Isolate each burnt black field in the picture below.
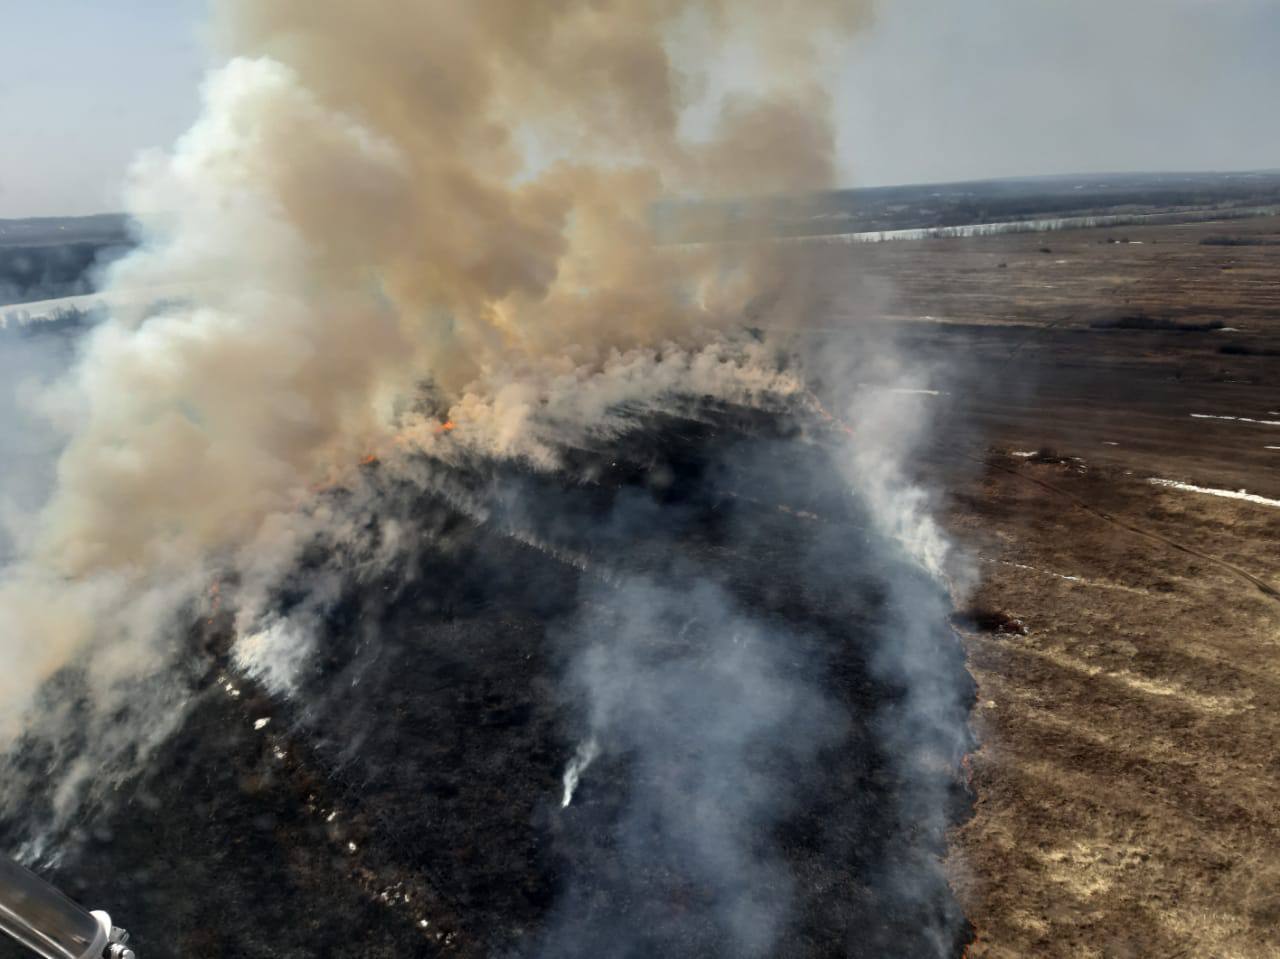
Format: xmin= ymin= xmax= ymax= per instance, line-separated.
xmin=0 ymin=405 xmax=974 ymax=958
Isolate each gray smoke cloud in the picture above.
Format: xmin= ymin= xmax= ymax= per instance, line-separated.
xmin=545 ymin=578 xmax=848 ymax=957
xmin=0 ymin=0 xmax=867 ymax=814
xmin=0 ymin=320 xmax=80 ymax=564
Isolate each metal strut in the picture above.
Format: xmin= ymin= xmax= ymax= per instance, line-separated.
xmin=0 ymin=856 xmax=135 ymax=959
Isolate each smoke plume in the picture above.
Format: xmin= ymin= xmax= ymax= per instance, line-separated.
xmin=0 ymin=0 xmax=867 ymax=797
xmin=0 ymin=7 xmax=973 ymax=955
xmin=545 ymin=577 xmax=848 ymax=957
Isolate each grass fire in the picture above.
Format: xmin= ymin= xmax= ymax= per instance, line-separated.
xmin=3 ymin=2 xmax=1279 ymax=958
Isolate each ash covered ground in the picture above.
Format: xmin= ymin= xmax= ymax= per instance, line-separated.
xmin=1 ymin=402 xmax=973 ymax=959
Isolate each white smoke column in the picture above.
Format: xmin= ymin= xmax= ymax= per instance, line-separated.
xmin=232 ymin=616 xmax=316 ymax=698
xmin=839 ymin=386 xmax=954 ymax=580
xmin=560 ymin=737 xmax=600 ymax=809
xmin=547 ymin=579 xmax=849 ymax=957
xmin=0 ymin=0 xmax=870 ymax=832
xmin=805 ymin=314 xmax=966 ymax=587
xmin=803 ymin=331 xmax=976 ymax=953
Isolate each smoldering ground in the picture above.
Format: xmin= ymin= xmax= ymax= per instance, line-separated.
xmin=0 ymin=395 xmax=973 ymax=958
xmin=0 ymin=273 xmax=979 ymax=959
xmin=531 ymin=415 xmax=973 ymax=958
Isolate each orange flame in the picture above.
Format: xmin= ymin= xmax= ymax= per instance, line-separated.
xmin=206 ymin=579 xmax=223 ymax=626
xmin=803 ymin=390 xmax=855 ymax=438
xmin=315 ymin=420 xmax=459 ymax=495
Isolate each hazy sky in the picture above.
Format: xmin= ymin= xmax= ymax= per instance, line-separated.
xmin=2 ymin=0 xmax=1277 ymax=217
xmin=1 ymin=0 xmax=208 ymax=218
xmin=838 ymin=0 xmax=1280 ymax=186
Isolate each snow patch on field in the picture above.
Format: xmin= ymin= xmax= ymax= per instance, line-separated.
xmin=1149 ymin=478 xmax=1280 ymax=509
xmin=857 ymin=384 xmax=946 ymax=397
xmin=1001 ymin=560 xmax=1082 ymax=583
xmin=1190 ymin=413 xmax=1280 ymax=426
xmin=988 ymin=558 xmax=1149 ymax=595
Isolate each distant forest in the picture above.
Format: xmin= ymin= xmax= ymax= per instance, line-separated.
xmin=0 ymin=242 xmax=134 ymax=306
xmin=0 ymin=214 xmax=132 ymax=307
xmin=658 ymin=170 xmax=1280 ymax=242
xmin=4 ymin=172 xmax=1280 ymax=304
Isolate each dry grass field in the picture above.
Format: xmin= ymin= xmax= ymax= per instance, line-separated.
xmin=2 ymin=205 xmax=1275 ymax=958
xmin=850 ymin=215 xmax=1280 ymax=957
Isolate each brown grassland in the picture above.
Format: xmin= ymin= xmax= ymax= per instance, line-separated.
xmin=852 ymin=214 xmax=1280 ymax=958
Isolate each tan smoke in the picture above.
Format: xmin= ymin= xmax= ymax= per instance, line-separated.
xmin=0 ymin=0 xmax=869 ymax=802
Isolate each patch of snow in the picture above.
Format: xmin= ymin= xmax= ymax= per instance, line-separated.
xmin=1149 ymin=478 xmax=1280 ymax=509
xmin=1191 ymin=413 xmax=1280 ymax=427
xmin=1002 ymin=560 xmax=1082 ymax=583
xmin=857 ymin=383 xmax=946 ymax=397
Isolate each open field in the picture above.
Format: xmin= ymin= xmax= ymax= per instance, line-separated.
xmin=845 ymin=214 xmax=1280 ymax=957
xmin=1 ymin=193 xmax=1276 ymax=958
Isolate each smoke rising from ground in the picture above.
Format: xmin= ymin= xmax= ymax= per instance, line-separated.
xmin=0 ymin=0 xmax=864 ymax=782
xmin=0 ymin=5 xmax=973 ymax=953
xmin=545 ymin=578 xmax=848 ymax=957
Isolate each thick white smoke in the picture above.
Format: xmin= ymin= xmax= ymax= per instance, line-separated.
xmin=0 ymin=1 xmax=872 ymax=829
